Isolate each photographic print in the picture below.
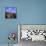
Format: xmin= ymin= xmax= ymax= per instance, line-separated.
xmin=5 ymin=7 xmax=17 ymax=19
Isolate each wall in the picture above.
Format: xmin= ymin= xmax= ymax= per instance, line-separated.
xmin=19 ymin=0 xmax=46 ymax=24
xmin=0 ymin=0 xmax=46 ymax=44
